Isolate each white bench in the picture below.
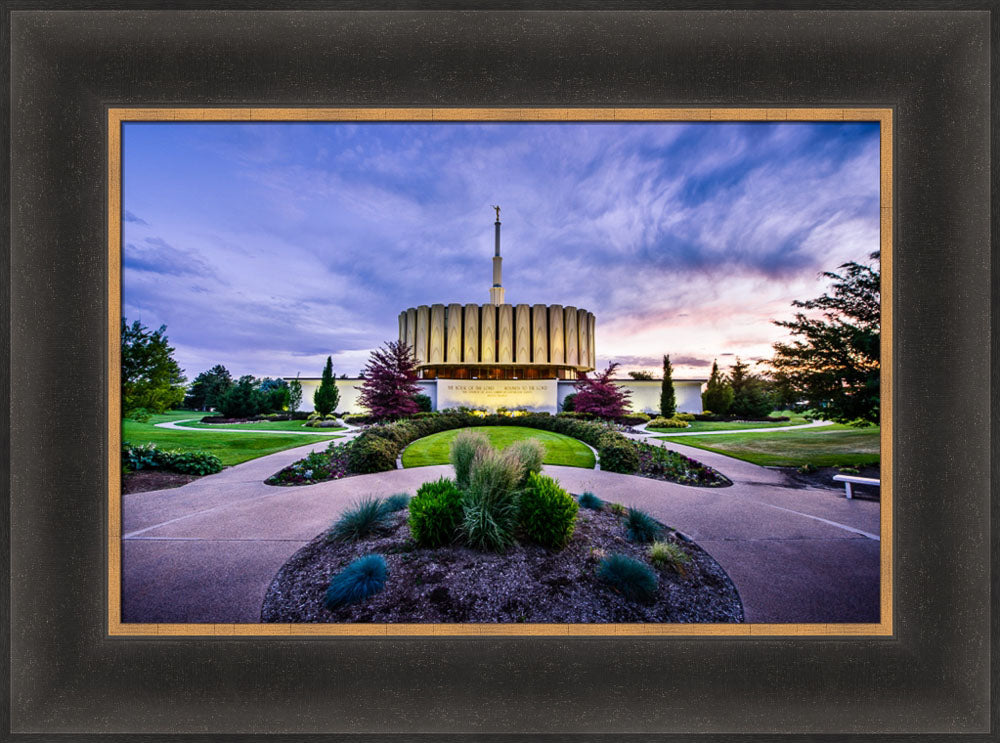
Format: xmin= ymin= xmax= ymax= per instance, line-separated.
xmin=832 ymin=474 xmax=880 ymax=499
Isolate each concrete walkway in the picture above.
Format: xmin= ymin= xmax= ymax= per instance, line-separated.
xmin=121 ymin=430 xmax=880 ymax=625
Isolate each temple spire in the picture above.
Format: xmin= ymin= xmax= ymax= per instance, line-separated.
xmin=489 ymin=206 xmax=505 ymax=305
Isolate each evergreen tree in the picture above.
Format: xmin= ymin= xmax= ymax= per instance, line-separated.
xmin=659 ymin=354 xmax=676 ymax=417
xmin=121 ymin=318 xmax=187 ymax=418
xmin=260 ymin=377 xmax=291 ymax=412
xmin=573 ymin=362 xmax=633 ymax=419
xmin=288 ymin=375 xmax=303 ymax=413
xmin=701 ymin=360 xmax=734 ymax=415
xmin=313 ymin=356 xmax=340 ymax=416
xmin=357 ymin=340 xmax=421 ymax=420
xmin=217 ymin=375 xmax=267 ymax=419
xmin=769 ymin=252 xmax=880 ymax=423
xmin=727 ymin=357 xmax=772 ymax=418
xmin=628 ymin=370 xmax=654 ymax=380
xmin=185 ymin=364 xmax=233 ymax=411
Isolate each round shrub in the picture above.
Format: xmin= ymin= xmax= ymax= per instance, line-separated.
xmin=597 ymin=553 xmax=659 ymax=603
xmin=598 ymin=440 xmax=640 ymax=474
xmin=327 ymin=496 xmax=393 ymax=543
xmin=324 ymin=554 xmax=388 ymax=609
xmin=408 ymin=478 xmax=464 ymax=548
xmin=625 ymin=507 xmax=661 ymax=543
xmin=617 ymin=413 xmax=651 ymax=426
xmin=161 ymin=450 xmax=223 ymax=476
xmin=347 ymin=434 xmax=399 ymax=474
xmin=413 ymin=393 xmax=433 ymax=413
xmin=380 ymin=493 xmax=411 ymax=513
xmin=577 ymin=491 xmax=603 ymax=510
xmin=647 ymin=416 xmax=690 ymax=429
xmin=675 ymin=412 xmax=696 ymax=422
xmin=518 ymin=472 xmax=579 ymax=550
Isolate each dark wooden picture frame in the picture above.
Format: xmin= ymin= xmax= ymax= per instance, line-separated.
xmin=4 ymin=4 xmax=993 ymax=738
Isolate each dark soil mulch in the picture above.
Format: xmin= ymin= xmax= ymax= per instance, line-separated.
xmin=123 ymin=470 xmax=200 ymax=494
xmin=261 ymin=507 xmax=744 ymax=624
xmin=784 ymin=464 xmax=881 ymax=499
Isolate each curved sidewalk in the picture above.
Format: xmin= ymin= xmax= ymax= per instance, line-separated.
xmin=121 ymin=436 xmax=880 ymax=626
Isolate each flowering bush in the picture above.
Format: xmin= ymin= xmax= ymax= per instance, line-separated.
xmin=265 ymin=440 xmax=354 ymax=485
xmin=635 ymin=442 xmax=730 ymax=487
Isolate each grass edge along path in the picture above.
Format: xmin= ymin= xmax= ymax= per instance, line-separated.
xmin=401 ymin=425 xmax=596 ymax=469
xmin=655 ymin=424 xmax=880 ymax=468
xmin=175 ymin=419 xmax=346 ymax=433
xmin=123 ymin=411 xmax=342 ymax=466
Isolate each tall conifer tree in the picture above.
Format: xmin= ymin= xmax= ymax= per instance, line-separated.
xmin=659 ymin=354 xmax=676 ymax=417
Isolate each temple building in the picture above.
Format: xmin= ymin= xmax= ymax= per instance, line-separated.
xmin=292 ymin=210 xmax=705 ymax=414
xmin=396 ymin=210 xmax=596 ymax=382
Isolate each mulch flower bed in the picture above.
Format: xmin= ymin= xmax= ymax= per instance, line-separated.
xmin=634 ymin=442 xmax=731 ymax=487
xmin=261 ymin=505 xmax=743 ymax=624
xmin=123 ymin=470 xmax=200 ymax=494
xmin=266 ymin=442 xmax=354 ymax=486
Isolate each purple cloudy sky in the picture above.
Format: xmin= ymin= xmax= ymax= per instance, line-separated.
xmin=122 ymin=121 xmax=880 ymax=381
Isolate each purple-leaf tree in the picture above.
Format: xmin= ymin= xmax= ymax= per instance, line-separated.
xmin=357 ymin=340 xmax=422 ymax=420
xmin=573 ymin=362 xmax=632 ymax=419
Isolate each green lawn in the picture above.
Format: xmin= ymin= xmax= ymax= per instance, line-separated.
xmin=656 ymin=424 xmax=880 ymax=467
xmin=175 ymin=418 xmax=345 ymax=433
xmin=122 ymin=411 xmax=342 ymax=466
xmin=401 ymin=426 xmax=596 ymax=469
xmin=647 ymin=411 xmax=810 ymax=434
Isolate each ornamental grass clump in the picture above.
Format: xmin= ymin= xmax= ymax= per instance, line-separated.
xmin=450 ymin=429 xmax=492 ymax=489
xmin=596 ymin=553 xmax=659 ymax=603
xmin=324 ymin=554 xmax=388 ymax=609
xmin=518 ymin=472 xmax=579 ymax=550
xmin=327 ymin=496 xmax=393 ymax=543
xmin=502 ymin=438 xmax=545 ymax=486
xmin=380 ymin=493 xmax=411 ymax=513
xmin=649 ymin=540 xmax=691 ymax=574
xmin=625 ymin=507 xmax=661 ymax=543
xmin=460 ymin=448 xmax=523 ymax=552
xmin=577 ymin=491 xmax=603 ymax=510
xmin=408 ymin=478 xmax=464 ymax=548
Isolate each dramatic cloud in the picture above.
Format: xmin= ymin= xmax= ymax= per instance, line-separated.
xmin=122 ymin=121 xmax=880 ymax=380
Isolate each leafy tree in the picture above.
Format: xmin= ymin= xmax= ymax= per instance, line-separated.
xmin=659 ymin=355 xmax=676 ymax=417
xmin=121 ymin=318 xmax=186 ymax=418
xmin=413 ymin=393 xmax=433 ymax=413
xmin=769 ymin=251 xmax=880 ymax=423
xmin=573 ymin=362 xmax=633 ymax=419
xmin=217 ymin=375 xmax=267 ymax=419
xmin=357 ymin=340 xmax=421 ymax=420
xmin=628 ymin=370 xmax=654 ymax=380
xmin=701 ymin=360 xmax=734 ymax=415
xmin=560 ymin=393 xmax=577 ymax=412
xmin=313 ymin=357 xmax=340 ymax=416
xmin=726 ymin=357 xmax=773 ymax=418
xmin=288 ymin=375 xmax=303 ymax=413
xmin=184 ymin=364 xmax=233 ymax=411
xmin=260 ymin=377 xmax=290 ymax=412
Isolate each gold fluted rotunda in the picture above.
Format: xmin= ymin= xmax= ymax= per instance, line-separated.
xmin=398 ymin=211 xmax=596 ymax=380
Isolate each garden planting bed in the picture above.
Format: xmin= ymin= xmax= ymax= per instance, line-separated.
xmin=261 ymin=504 xmax=743 ymax=624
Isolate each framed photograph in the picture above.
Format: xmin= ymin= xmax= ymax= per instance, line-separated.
xmin=6 ymin=5 xmax=992 ymax=739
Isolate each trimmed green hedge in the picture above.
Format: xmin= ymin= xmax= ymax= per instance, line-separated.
xmin=348 ymin=412 xmax=632 ymax=476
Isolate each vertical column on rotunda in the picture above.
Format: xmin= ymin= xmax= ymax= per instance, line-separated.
xmin=480 ymin=304 xmax=497 ymax=363
xmin=578 ymin=310 xmax=590 ymax=370
xmin=414 ymin=306 xmax=429 ymax=365
xmin=429 ymin=304 xmax=445 ymax=364
xmin=446 ymin=303 xmax=462 ymax=363
xmin=548 ymin=304 xmax=564 ymax=365
xmin=564 ymin=306 xmax=579 ymax=367
xmin=498 ymin=304 xmax=513 ymax=364
xmin=463 ymin=303 xmax=480 ymax=363
xmin=514 ymin=304 xmax=531 ymax=364
xmin=532 ymin=304 xmax=548 ymax=365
